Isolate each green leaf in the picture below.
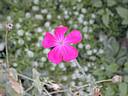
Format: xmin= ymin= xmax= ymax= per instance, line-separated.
xmin=102 ymin=13 xmax=109 ymax=27
xmin=124 ymin=76 xmax=128 ymax=83
xmin=91 ymin=0 xmax=102 ymax=7
xmin=107 ymin=0 xmax=116 ymax=6
xmin=97 ymin=9 xmax=104 ymax=15
xmin=119 ymin=83 xmax=127 ymax=96
xmin=105 ymin=86 xmax=115 ymax=96
xmin=108 ymin=37 xmax=119 ymax=55
xmin=116 ymin=6 xmax=128 ymax=25
xmin=106 ymin=64 xmax=118 ymax=75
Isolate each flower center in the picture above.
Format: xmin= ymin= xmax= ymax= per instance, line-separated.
xmin=58 ymin=40 xmax=64 ymax=45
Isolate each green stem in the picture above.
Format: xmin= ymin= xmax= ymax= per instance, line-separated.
xmin=74 ymin=59 xmax=87 ymax=77
xmin=5 ymin=29 xmax=9 ymax=68
xmin=47 ymin=79 xmax=112 ymax=95
xmin=17 ymin=73 xmax=34 ymax=82
xmin=75 ymin=79 xmax=112 ymax=89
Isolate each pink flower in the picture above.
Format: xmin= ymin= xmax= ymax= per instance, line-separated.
xmin=42 ymin=25 xmax=82 ymax=64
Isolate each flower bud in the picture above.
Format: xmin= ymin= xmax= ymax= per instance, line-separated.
xmin=112 ymin=75 xmax=122 ymax=83
xmin=6 ymin=23 xmax=13 ymax=31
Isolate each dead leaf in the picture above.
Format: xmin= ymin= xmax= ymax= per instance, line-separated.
xmin=93 ymin=87 xmax=102 ymax=96
xmin=8 ymin=68 xmax=24 ymax=95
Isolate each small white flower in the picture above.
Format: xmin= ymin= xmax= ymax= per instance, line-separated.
xmin=27 ymin=50 xmax=34 ymax=58
xmin=47 ymin=14 xmax=52 ymax=20
xmin=78 ymin=43 xmax=83 ymax=49
xmin=25 ymin=12 xmax=31 ymax=18
xmin=80 ymin=14 xmax=84 ymax=18
xmin=43 ymin=48 xmax=50 ymax=54
xmin=59 ymin=63 xmax=65 ymax=69
xmin=6 ymin=16 xmax=12 ymax=21
xmin=17 ymin=29 xmax=24 ymax=36
xmin=41 ymin=9 xmax=48 ymax=14
xmin=57 ymin=15 xmax=61 ymax=19
xmin=50 ymin=66 xmax=55 ymax=71
xmin=38 ymin=36 xmax=43 ymax=41
xmin=64 ymin=10 xmax=68 ymax=15
xmin=35 ymin=27 xmax=43 ymax=33
xmin=82 ymin=26 xmax=88 ymax=32
xmin=100 ymin=65 xmax=105 ymax=70
xmin=83 ymin=21 xmax=88 ymax=25
xmin=44 ymin=21 xmax=50 ymax=27
xmin=41 ymin=57 xmax=47 ymax=62
xmin=62 ymin=76 xmax=68 ymax=81
xmin=85 ymin=44 xmax=91 ymax=49
xmin=78 ymin=17 xmax=83 ymax=23
xmin=81 ymin=8 xmax=87 ymax=13
xmin=68 ymin=20 xmax=73 ymax=25
xmin=91 ymin=14 xmax=96 ymax=19
xmin=16 ymin=49 xmax=21 ymax=57
xmin=77 ymin=0 xmax=82 ymax=2
xmin=0 ymin=42 xmax=5 ymax=51
xmin=87 ymin=50 xmax=92 ymax=55
xmin=93 ymin=49 xmax=97 ymax=53
xmin=89 ymin=56 xmax=96 ymax=61
xmin=84 ymin=34 xmax=90 ymax=40
xmin=36 ymin=42 xmax=41 ymax=47
xmin=35 ymin=14 xmax=43 ymax=20
xmin=89 ymin=19 xmax=94 ymax=24
xmin=18 ymin=39 xmax=24 ymax=45
xmin=70 ymin=81 xmax=75 ymax=86
xmin=73 ymin=24 xmax=78 ymax=29
xmin=74 ymin=11 xmax=79 ymax=16
xmin=32 ymin=6 xmax=39 ymax=11
xmin=15 ymin=23 xmax=21 ymax=29
xmin=25 ymin=32 xmax=32 ymax=36
xmin=98 ymin=49 xmax=104 ymax=54
xmin=72 ymin=74 xmax=77 ymax=80
xmin=32 ymin=61 xmax=38 ymax=67
xmin=13 ymin=63 xmax=18 ymax=67
xmin=64 ymin=15 xmax=69 ymax=19
xmin=26 ymin=37 xmax=31 ymax=41
xmin=71 ymin=60 xmax=77 ymax=67
xmin=33 ymin=0 xmax=39 ymax=4
xmin=87 ymin=63 xmax=91 ymax=68
xmin=84 ymin=66 xmax=88 ymax=72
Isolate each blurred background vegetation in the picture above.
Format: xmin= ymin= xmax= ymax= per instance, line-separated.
xmin=0 ymin=0 xmax=128 ymax=96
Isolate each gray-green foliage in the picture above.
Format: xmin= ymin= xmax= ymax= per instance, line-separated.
xmin=0 ymin=0 xmax=128 ymax=95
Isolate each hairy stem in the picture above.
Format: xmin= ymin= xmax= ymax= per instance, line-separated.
xmin=5 ymin=29 xmax=9 ymax=68
xmin=73 ymin=59 xmax=87 ymax=77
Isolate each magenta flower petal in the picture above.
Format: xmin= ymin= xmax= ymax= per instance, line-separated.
xmin=65 ymin=30 xmax=82 ymax=44
xmin=48 ymin=47 xmax=62 ymax=64
xmin=42 ymin=32 xmax=55 ymax=48
xmin=54 ymin=26 xmax=68 ymax=39
xmin=61 ymin=45 xmax=78 ymax=61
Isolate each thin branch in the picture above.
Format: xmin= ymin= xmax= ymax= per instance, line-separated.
xmin=75 ymin=79 xmax=112 ymax=89
xmin=43 ymin=87 xmax=52 ymax=96
xmin=18 ymin=73 xmax=34 ymax=82
xmin=5 ymin=29 xmax=9 ymax=69
xmin=73 ymin=59 xmax=87 ymax=77
xmin=25 ymin=85 xmax=34 ymax=92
